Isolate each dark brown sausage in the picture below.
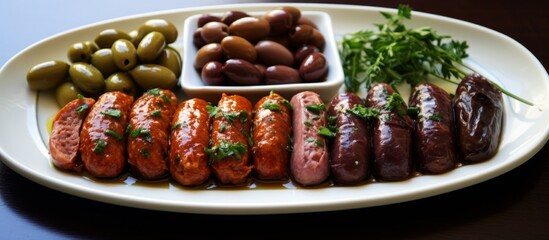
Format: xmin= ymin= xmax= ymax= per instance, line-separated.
xmin=409 ymin=83 xmax=456 ymax=174
xmin=327 ymin=92 xmax=369 ymax=185
xmin=80 ymin=91 xmax=133 ymax=178
xmin=49 ymin=97 xmax=95 ymax=172
xmin=365 ymin=83 xmax=413 ymax=181
xmin=252 ymin=92 xmax=292 ymax=181
xmin=290 ymin=91 xmax=330 ymax=186
xmin=209 ymin=93 xmax=253 ymax=185
xmin=454 ymin=73 xmax=503 ymax=162
xmin=169 ymin=98 xmax=212 ymax=186
xmin=127 ymin=89 xmax=178 ymax=179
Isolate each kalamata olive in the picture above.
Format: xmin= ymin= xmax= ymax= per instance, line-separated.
xmin=254 ymin=64 xmax=266 ymax=76
xmin=26 ymin=60 xmax=69 ymax=90
xmin=201 ymin=22 xmax=229 ymax=44
xmin=221 ymin=36 xmax=257 ymax=63
xmin=222 ymin=59 xmax=262 ymax=85
xmin=156 ymin=46 xmax=182 ymax=78
xmin=297 ymin=16 xmax=318 ymax=29
xmin=67 ymin=42 xmax=92 ymax=63
xmin=299 ymin=52 xmax=328 ymax=82
xmin=105 ymin=72 xmax=137 ymax=96
xmin=129 ymin=64 xmax=177 ymax=89
xmin=55 ymin=82 xmax=83 ymax=107
xmin=289 ymin=24 xmax=315 ymax=46
xmin=201 ymin=61 xmax=224 ymax=85
xmin=69 ymin=62 xmax=105 ymax=94
xmin=94 ymin=29 xmax=131 ymax=48
xmin=194 ymin=43 xmax=223 ymax=69
xmin=137 ymin=31 xmax=166 ymax=63
xmin=91 ymin=49 xmax=118 ymax=77
xmin=264 ymin=35 xmax=291 ymax=49
xmin=280 ymin=6 xmax=301 ymax=26
xmin=229 ymin=17 xmax=270 ymax=43
xmin=111 ymin=39 xmax=138 ymax=71
xmin=294 ymin=45 xmax=320 ymax=66
xmin=255 ymin=40 xmax=294 ymax=67
xmin=264 ymin=65 xmax=301 ymax=85
xmin=138 ymin=19 xmax=178 ymax=44
xmin=193 ymin=28 xmax=207 ymax=48
xmin=308 ymin=29 xmax=325 ymax=51
xmin=198 ymin=14 xmax=222 ymax=27
xmin=264 ymin=9 xmax=293 ymax=36
xmin=84 ymin=41 xmax=99 ymax=53
xmin=221 ymin=11 xmax=250 ymax=26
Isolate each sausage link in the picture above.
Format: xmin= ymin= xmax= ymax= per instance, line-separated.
xmin=252 ymin=92 xmax=292 ymax=181
xmin=366 ymin=83 xmax=413 ymax=181
xmin=209 ymin=93 xmax=253 ymax=185
xmin=127 ymin=89 xmax=178 ymax=179
xmin=290 ymin=91 xmax=330 ymax=186
xmin=454 ymin=73 xmax=503 ymax=162
xmin=409 ymin=83 xmax=457 ymax=173
xmin=49 ymin=97 xmax=95 ymax=172
xmin=169 ymin=98 xmax=212 ymax=186
xmin=80 ymin=91 xmax=133 ymax=178
xmin=327 ymin=92 xmax=369 ymax=185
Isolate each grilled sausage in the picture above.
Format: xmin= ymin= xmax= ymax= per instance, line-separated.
xmin=409 ymin=83 xmax=456 ymax=174
xmin=127 ymin=89 xmax=178 ymax=179
xmin=80 ymin=91 xmax=133 ymax=178
xmin=327 ymin=92 xmax=369 ymax=185
xmin=209 ymin=93 xmax=253 ymax=185
xmin=252 ymin=92 xmax=292 ymax=181
xmin=454 ymin=73 xmax=503 ymax=162
xmin=169 ymin=98 xmax=212 ymax=186
xmin=290 ymin=91 xmax=330 ymax=186
xmin=366 ymin=83 xmax=413 ymax=181
xmin=49 ymin=97 xmax=95 ymax=172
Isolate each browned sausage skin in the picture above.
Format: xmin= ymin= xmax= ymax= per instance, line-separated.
xmin=169 ymin=98 xmax=212 ymax=186
xmin=327 ymin=92 xmax=369 ymax=185
xmin=208 ymin=93 xmax=253 ymax=185
xmin=290 ymin=91 xmax=330 ymax=186
xmin=366 ymin=83 xmax=413 ymax=181
xmin=252 ymin=91 xmax=292 ymax=181
xmin=127 ymin=88 xmax=178 ymax=179
xmin=409 ymin=83 xmax=457 ymax=174
xmin=80 ymin=91 xmax=133 ymax=178
xmin=49 ymin=97 xmax=95 ymax=172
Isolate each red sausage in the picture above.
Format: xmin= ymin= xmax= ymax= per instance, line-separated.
xmin=80 ymin=92 xmax=133 ymax=178
xmin=169 ymin=98 xmax=212 ymax=186
xmin=49 ymin=97 xmax=95 ymax=172
xmin=127 ymin=89 xmax=178 ymax=179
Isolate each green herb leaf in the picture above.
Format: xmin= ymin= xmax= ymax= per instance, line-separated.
xmin=205 ymin=141 xmax=247 ymax=164
xmin=318 ymin=126 xmax=336 ymax=138
xmin=262 ymin=102 xmax=281 ymax=112
xmin=101 ymin=109 xmax=122 ymax=118
xmin=305 ymin=103 xmax=326 ymax=114
xmin=147 ymin=88 xmax=161 ymax=96
xmin=150 ymin=109 xmax=161 ymax=117
xmin=92 ymin=139 xmax=107 ymax=153
xmin=172 ymin=122 xmax=182 ymax=130
xmin=346 ymin=104 xmax=380 ymax=120
xmin=105 ymin=129 xmax=122 ymax=140
xmin=206 ymin=104 xmax=218 ymax=118
xmin=75 ymin=103 xmax=89 ymax=116
xmin=219 ymin=123 xmax=226 ymax=133
xmin=304 ymin=121 xmax=313 ymax=127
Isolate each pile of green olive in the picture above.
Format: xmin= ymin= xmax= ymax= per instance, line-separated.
xmin=193 ymin=6 xmax=329 ymax=86
xmin=26 ymin=19 xmax=182 ymax=107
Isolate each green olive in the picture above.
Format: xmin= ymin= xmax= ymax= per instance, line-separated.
xmin=138 ymin=19 xmax=178 ymax=43
xmin=137 ymin=31 xmax=166 ymax=63
xmin=129 ymin=30 xmax=141 ymax=47
xmin=55 ymin=82 xmax=83 ymax=107
xmin=129 ymin=64 xmax=177 ymax=89
xmin=69 ymin=62 xmax=105 ymax=95
xmin=156 ymin=46 xmax=182 ymax=78
xmin=67 ymin=42 xmax=92 ymax=63
xmin=91 ymin=48 xmax=117 ymax=77
xmin=26 ymin=60 xmax=69 ymax=90
xmin=105 ymin=72 xmax=137 ymax=96
xmin=94 ymin=29 xmax=131 ymax=49
xmin=84 ymin=41 xmax=99 ymax=53
xmin=111 ymin=39 xmax=137 ymax=71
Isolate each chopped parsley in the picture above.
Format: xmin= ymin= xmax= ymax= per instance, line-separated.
xmin=206 ymin=104 xmax=218 ymax=117
xmin=304 ymin=121 xmax=313 ymax=127
xmin=130 ymin=127 xmax=152 ymax=142
xmin=281 ymin=99 xmax=292 ymax=110
xmin=161 ymin=94 xmax=171 ymax=103
xmin=150 ymin=109 xmax=161 ymax=117
xmin=306 ymin=138 xmax=324 ymax=148
xmin=219 ymin=123 xmax=226 ymax=133
xmin=305 ymin=103 xmax=326 ymax=114
xmin=105 ymin=129 xmax=122 ymax=140
xmin=428 ymin=113 xmax=442 ymax=121
xmin=75 ymin=104 xmax=89 ymax=116
xmin=262 ymin=101 xmax=281 ymax=112
xmin=172 ymin=122 xmax=182 ymax=130
xmin=101 ymin=109 xmax=122 ymax=118
xmin=346 ymin=104 xmax=380 ymax=120
xmin=147 ymin=88 xmax=161 ymax=96
xmin=205 ymin=141 xmax=247 ymax=164
xmin=318 ymin=126 xmax=336 ymax=138
xmin=92 ymin=139 xmax=107 ymax=153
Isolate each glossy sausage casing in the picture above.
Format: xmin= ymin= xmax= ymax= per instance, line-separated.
xmin=409 ymin=83 xmax=456 ymax=174
xmin=454 ymin=73 xmax=503 ymax=162
xmin=127 ymin=89 xmax=178 ymax=179
xmin=49 ymin=97 xmax=95 ymax=172
xmin=210 ymin=93 xmax=253 ymax=185
xmin=169 ymin=98 xmax=212 ymax=186
xmin=327 ymin=92 xmax=369 ymax=185
xmin=252 ymin=92 xmax=292 ymax=181
xmin=80 ymin=91 xmax=133 ymax=178
xmin=290 ymin=91 xmax=330 ymax=186
xmin=366 ymin=83 xmax=413 ymax=181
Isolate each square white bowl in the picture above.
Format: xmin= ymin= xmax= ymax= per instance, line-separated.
xmin=180 ymin=10 xmax=344 ymax=103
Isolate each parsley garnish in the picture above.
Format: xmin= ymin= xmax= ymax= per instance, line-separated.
xmin=105 ymin=129 xmax=122 ymax=140
xmin=172 ymin=122 xmax=182 ymax=130
xmin=318 ymin=126 xmax=336 ymax=138
xmin=75 ymin=104 xmax=89 ymax=116
xmin=219 ymin=123 xmax=226 ymax=133
xmin=306 ymin=138 xmax=324 ymax=148
xmin=262 ymin=102 xmax=281 ymax=112
xmin=304 ymin=121 xmax=313 ymax=127
xmin=92 ymin=139 xmax=107 ymax=153
xmin=101 ymin=109 xmax=122 ymax=118
xmin=305 ymin=103 xmax=326 ymax=114
xmin=346 ymin=104 xmax=380 ymax=120
xmin=147 ymin=88 xmax=161 ymax=96
xmin=150 ymin=109 xmax=161 ymax=117
xmin=206 ymin=104 xmax=218 ymax=118
xmin=130 ymin=127 xmax=152 ymax=142
xmin=428 ymin=113 xmax=442 ymax=121
xmin=205 ymin=141 xmax=247 ymax=164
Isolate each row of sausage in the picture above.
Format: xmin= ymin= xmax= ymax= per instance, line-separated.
xmin=48 ymin=73 xmax=503 ymax=187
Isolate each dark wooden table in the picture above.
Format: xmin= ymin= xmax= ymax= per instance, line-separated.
xmin=1 ymin=1 xmax=548 ymax=239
